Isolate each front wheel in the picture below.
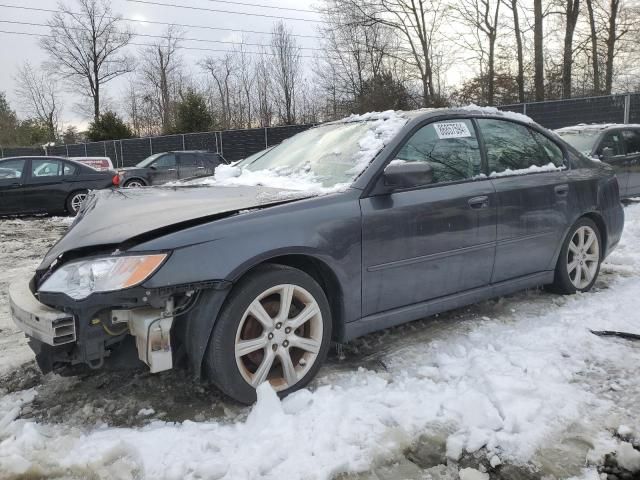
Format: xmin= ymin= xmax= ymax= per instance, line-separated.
xmin=549 ymin=218 xmax=602 ymax=294
xmin=205 ymin=264 xmax=332 ymax=404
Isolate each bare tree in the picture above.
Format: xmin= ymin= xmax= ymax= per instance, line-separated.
xmin=534 ymin=0 xmax=545 ymax=100
xmin=454 ymin=0 xmax=502 ymax=105
xmin=335 ymin=0 xmax=449 ymax=107
xmin=507 ymin=0 xmax=526 ymax=102
xmin=270 ymin=21 xmax=301 ymax=125
xmin=14 ymin=62 xmax=62 ymax=141
xmin=41 ymin=0 xmax=134 ymax=121
xmin=123 ymin=80 xmax=156 ymax=137
xmin=235 ymin=42 xmax=255 ymax=129
xmin=202 ymin=54 xmax=235 ymax=129
xmin=254 ymin=48 xmax=273 ymax=127
xmin=139 ymin=26 xmax=182 ymax=133
xmin=562 ymin=0 xmax=581 ymax=98
xmin=585 ymin=0 xmax=601 ymax=93
xmin=317 ymin=0 xmax=396 ymax=115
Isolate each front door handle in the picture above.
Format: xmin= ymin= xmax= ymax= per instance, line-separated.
xmin=468 ymin=195 xmax=489 ymax=209
xmin=555 ymin=184 xmax=569 ymax=196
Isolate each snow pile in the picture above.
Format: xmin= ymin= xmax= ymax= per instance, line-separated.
xmin=342 ymin=110 xmax=408 ymax=175
xmin=490 ymin=162 xmax=565 ymax=178
xmin=186 ymin=111 xmax=408 ymax=194
xmin=616 ymin=443 xmax=640 ymax=471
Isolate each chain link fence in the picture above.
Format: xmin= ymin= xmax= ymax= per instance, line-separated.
xmin=0 ymin=124 xmax=314 ymax=167
xmin=3 ymin=94 xmax=640 ymax=163
xmin=498 ymin=93 xmax=636 ymax=129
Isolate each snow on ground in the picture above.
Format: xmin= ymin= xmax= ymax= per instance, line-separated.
xmin=0 ymin=218 xmax=72 ymax=376
xmin=1 ymin=206 xmax=640 ymax=479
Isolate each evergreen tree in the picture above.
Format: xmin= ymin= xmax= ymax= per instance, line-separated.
xmin=87 ymin=111 xmax=133 ymax=141
xmin=172 ymin=89 xmax=213 ymax=134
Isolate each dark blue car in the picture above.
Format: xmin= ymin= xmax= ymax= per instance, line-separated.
xmin=9 ymin=108 xmax=624 ymax=404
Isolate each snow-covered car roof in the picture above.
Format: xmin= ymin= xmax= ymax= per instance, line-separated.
xmin=334 ymin=105 xmax=534 ymax=126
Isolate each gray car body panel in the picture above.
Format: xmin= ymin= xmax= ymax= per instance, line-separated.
xmin=25 ymin=108 xmax=624 ymax=376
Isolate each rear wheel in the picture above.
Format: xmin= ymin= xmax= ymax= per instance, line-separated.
xmin=550 ymin=218 xmax=602 ymax=294
xmin=66 ymin=190 xmax=88 ymax=216
xmin=124 ymin=179 xmax=144 ymax=188
xmin=205 ymin=264 xmax=332 ymax=404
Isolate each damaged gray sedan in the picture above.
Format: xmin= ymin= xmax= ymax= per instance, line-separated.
xmin=9 ymin=108 xmax=624 ymax=404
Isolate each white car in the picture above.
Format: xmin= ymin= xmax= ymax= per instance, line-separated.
xmin=70 ymin=156 xmax=114 ymax=171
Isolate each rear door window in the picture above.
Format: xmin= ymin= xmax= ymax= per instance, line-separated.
xmin=531 ymin=130 xmax=565 ymax=167
xmin=395 ymin=119 xmax=482 ymax=184
xmin=622 ymin=129 xmax=640 ymax=156
xmin=31 ymin=159 xmax=62 ymax=177
xmin=153 ymin=154 xmax=176 ymax=168
xmin=477 ymin=119 xmax=561 ymax=174
xmin=179 ymin=154 xmax=200 ymax=167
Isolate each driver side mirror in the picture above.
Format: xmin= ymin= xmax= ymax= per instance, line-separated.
xmin=383 ymin=161 xmax=434 ymax=189
xmin=149 ymin=165 xmax=157 ymax=170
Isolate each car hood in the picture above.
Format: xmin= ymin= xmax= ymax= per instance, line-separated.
xmin=39 ymin=184 xmax=314 ymax=270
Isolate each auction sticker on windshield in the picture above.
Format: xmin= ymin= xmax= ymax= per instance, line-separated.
xmin=434 ymin=122 xmax=471 ymax=139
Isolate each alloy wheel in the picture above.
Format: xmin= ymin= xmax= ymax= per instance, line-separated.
xmin=234 ymin=283 xmax=323 ymax=391
xmin=125 ymin=181 xmax=143 ymax=188
xmin=70 ymin=193 xmax=87 ymax=213
xmin=567 ymin=225 xmax=600 ymax=289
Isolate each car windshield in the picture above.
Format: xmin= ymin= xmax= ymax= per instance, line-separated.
xmin=556 ymin=130 xmax=601 ymax=155
xmin=137 ymin=153 xmax=165 ymax=168
xmin=238 ymin=121 xmax=388 ymax=188
xmin=235 ymin=147 xmax=274 ymax=168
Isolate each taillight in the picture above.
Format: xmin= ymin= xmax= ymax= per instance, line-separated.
xmin=112 ymin=174 xmax=120 ymax=186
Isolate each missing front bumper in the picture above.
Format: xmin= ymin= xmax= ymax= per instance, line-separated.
xmin=9 ymin=279 xmax=76 ymax=346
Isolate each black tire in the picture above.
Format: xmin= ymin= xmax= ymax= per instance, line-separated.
xmin=205 ymin=264 xmax=332 ymax=404
xmin=549 ymin=217 xmax=602 ymax=294
xmin=124 ymin=179 xmax=145 ymax=188
xmin=65 ymin=190 xmax=88 ymax=216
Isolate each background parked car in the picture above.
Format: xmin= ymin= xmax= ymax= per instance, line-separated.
xmin=0 ymin=156 xmax=118 ymax=216
xmin=70 ymin=156 xmax=114 ymax=171
xmin=556 ymin=123 xmax=640 ymax=198
xmin=118 ymin=150 xmax=227 ymax=187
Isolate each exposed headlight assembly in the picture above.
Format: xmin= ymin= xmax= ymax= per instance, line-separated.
xmin=39 ymin=254 xmax=168 ymax=300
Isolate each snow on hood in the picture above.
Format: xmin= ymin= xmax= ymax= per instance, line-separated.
xmin=180 ymin=110 xmax=408 ymax=194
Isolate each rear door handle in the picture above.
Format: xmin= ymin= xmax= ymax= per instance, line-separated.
xmin=468 ymin=195 xmax=489 ymax=209
xmin=555 ymin=184 xmax=569 ymax=196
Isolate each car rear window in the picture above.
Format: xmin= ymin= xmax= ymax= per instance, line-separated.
xmin=63 ymin=163 xmax=78 ymax=175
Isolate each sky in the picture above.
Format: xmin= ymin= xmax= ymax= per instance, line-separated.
xmin=0 ymin=0 xmax=323 ymax=129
